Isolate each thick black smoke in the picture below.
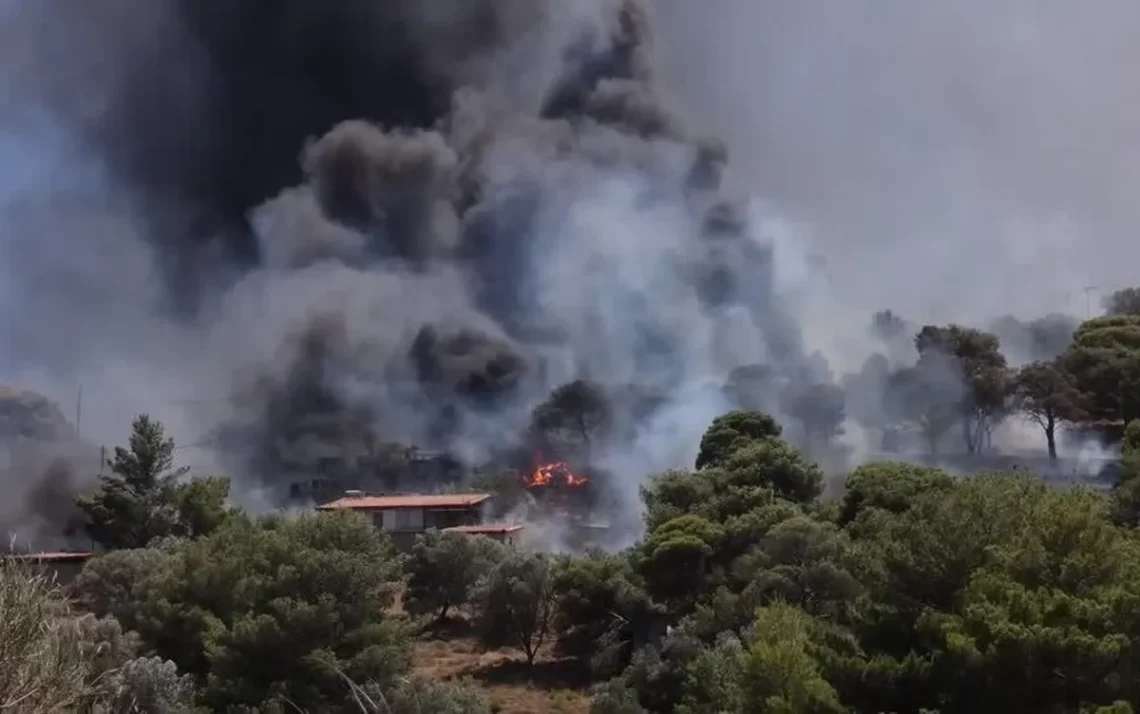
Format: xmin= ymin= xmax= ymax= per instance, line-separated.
xmin=6 ymin=0 xmax=812 ymax=525
xmin=0 ymin=388 xmax=92 ymax=550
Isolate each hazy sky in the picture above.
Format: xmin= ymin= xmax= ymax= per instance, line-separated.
xmin=654 ymin=1 xmax=1140 ymax=338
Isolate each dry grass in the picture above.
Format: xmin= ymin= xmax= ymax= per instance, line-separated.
xmin=0 ymin=557 xmax=126 ymax=712
xmin=411 ymin=620 xmax=591 ymax=714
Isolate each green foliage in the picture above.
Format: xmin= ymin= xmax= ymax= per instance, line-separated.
xmin=884 ymin=363 xmax=961 ymax=455
xmin=531 ymin=379 xmax=612 ymax=455
xmin=636 ymin=515 xmax=724 ymax=613
xmin=780 ymin=382 xmax=846 ymax=448
xmin=643 ymin=431 xmax=820 ymax=537
xmin=839 ymin=461 xmax=954 ymax=526
xmin=620 ymin=626 xmax=705 ymax=713
xmin=637 ymin=426 xmax=828 ymax=627
xmin=1124 ymin=419 xmax=1140 ymax=455
xmin=1104 ymin=287 xmax=1140 ymax=316
xmin=582 ymin=406 xmax=1140 ymax=714
xmin=173 ymin=475 xmax=234 ymax=539
xmin=856 ymin=473 xmax=1049 ymax=620
xmin=1013 ymin=359 xmax=1089 ymax=458
xmin=1064 ymin=314 xmax=1140 ymax=424
xmin=720 ymin=438 xmax=824 ymax=505
xmin=920 ymin=487 xmax=1140 ymax=711
xmin=909 ymin=324 xmax=1011 ymax=454
xmin=76 ymin=414 xmax=232 ymax=549
xmin=356 ymin=675 xmax=493 ymax=714
xmin=588 ymin=679 xmax=645 ymax=714
xmin=469 ymin=469 xmax=530 ymax=516
xmin=639 ymin=469 xmax=720 ymax=533
xmin=136 ymin=510 xmax=408 ymax=712
xmin=552 ymin=550 xmax=661 ymax=677
xmin=694 ymin=409 xmax=782 ymax=469
xmin=675 ymin=633 xmax=745 ymax=714
xmin=472 ymin=549 xmax=558 ymax=667
xmin=74 ymin=546 xmax=171 ymax=632
xmin=845 ymin=473 xmax=1140 ymax=712
xmin=111 ymin=655 xmax=199 ymax=713
xmin=1109 ymin=420 xmax=1140 ymax=525
xmin=1122 ymin=419 xmax=1140 ymax=485
xmin=30 ymin=407 xmax=1140 ymax=714
xmin=403 ymin=530 xmax=507 ymax=621
xmin=733 ymin=515 xmax=863 ymax=621
xmin=739 ymin=605 xmax=844 ymax=714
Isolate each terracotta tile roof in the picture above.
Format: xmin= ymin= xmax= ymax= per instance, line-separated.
xmin=317 ymin=493 xmax=491 ymax=510
xmin=6 ymin=551 xmax=93 ymax=563
xmin=444 ymin=524 xmax=525 ymax=535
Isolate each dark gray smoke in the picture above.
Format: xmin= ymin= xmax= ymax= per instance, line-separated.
xmin=6 ymin=1 xmax=1131 ymax=544
xmin=0 ymin=387 xmax=92 ymax=551
xmin=0 ymin=0 xmax=817 ymax=533
xmin=198 ymin=0 xmax=802 ymax=512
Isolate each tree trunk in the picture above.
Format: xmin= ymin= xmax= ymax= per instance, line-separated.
xmin=963 ymin=418 xmax=978 ymax=455
xmin=926 ymin=429 xmax=939 ymax=457
xmin=1045 ymin=416 xmax=1057 ymax=461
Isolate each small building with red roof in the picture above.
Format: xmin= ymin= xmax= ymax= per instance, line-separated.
xmin=316 ymin=490 xmax=522 ymax=549
xmin=4 ymin=551 xmax=94 ymax=587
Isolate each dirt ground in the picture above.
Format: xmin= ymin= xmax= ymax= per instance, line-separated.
xmin=411 ymin=621 xmax=591 ymax=714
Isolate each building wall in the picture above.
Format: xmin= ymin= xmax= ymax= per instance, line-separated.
xmin=18 ymin=559 xmax=89 ymax=589
xmin=50 ymin=561 xmax=86 ymax=588
xmin=423 ymin=507 xmax=481 ymax=530
xmin=352 ymin=504 xmax=487 ymax=551
xmin=377 ymin=508 xmax=425 ymax=531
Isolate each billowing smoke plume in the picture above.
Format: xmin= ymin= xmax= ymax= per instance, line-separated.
xmin=0 ymin=388 xmax=92 ymax=551
xmin=3 ymin=1 xmax=1136 ymax=544
xmin=198 ymin=0 xmax=804 ymax=514
xmin=0 ymin=0 xmax=811 ymax=541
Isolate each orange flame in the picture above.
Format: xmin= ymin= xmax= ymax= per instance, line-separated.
xmin=524 ymin=460 xmax=589 ymax=488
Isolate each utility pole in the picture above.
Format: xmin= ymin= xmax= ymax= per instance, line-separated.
xmin=75 ymin=385 xmax=82 ymax=439
xmin=1083 ymin=285 xmax=1100 ymax=318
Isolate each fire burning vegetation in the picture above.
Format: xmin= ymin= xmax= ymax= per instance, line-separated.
xmin=523 ymin=457 xmax=590 ymax=489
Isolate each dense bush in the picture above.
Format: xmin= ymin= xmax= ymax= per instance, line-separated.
xmin=356 ymin=675 xmax=492 ymax=714
xmin=0 ymin=556 xmax=192 ymax=713
xmin=402 ymin=529 xmax=508 ymax=621
xmin=7 ymin=405 xmax=1140 ymax=712
xmin=471 ymin=549 xmax=558 ymax=668
xmin=576 ymin=412 xmax=1140 ymax=714
xmin=69 ymin=509 xmax=411 ymax=712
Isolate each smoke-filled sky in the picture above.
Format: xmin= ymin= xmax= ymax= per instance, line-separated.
xmin=656 ymin=1 xmax=1140 ymax=337
xmin=1 ymin=1 xmax=1138 ymax=538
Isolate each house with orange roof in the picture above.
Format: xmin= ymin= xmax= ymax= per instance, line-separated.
xmin=316 ymin=490 xmax=523 ymax=549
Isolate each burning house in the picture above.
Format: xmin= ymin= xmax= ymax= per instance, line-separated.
xmin=524 ymin=458 xmax=590 ymax=489
xmin=520 ymin=453 xmax=593 ymax=506
xmin=519 ymin=454 xmax=612 ymax=549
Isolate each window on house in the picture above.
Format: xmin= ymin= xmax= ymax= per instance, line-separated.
xmin=389 ymin=508 xmax=424 ymax=531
